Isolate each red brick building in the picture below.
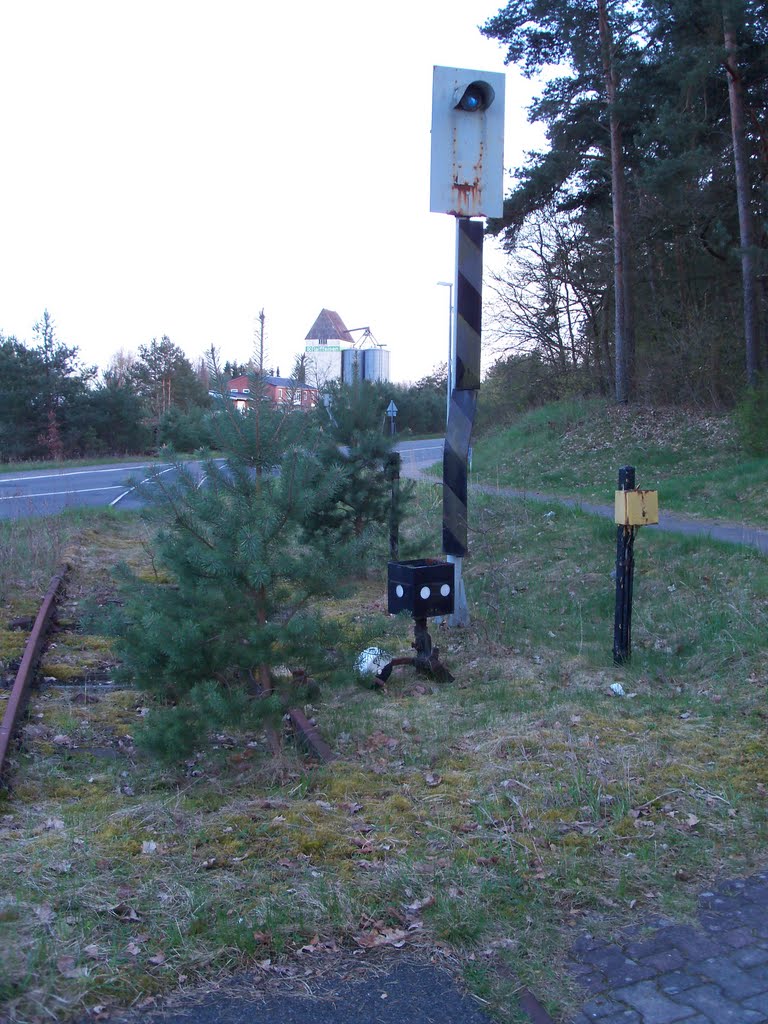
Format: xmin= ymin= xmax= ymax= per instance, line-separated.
xmin=227 ymin=375 xmax=318 ymax=412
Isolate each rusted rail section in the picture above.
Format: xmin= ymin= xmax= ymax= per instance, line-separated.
xmin=287 ymin=707 xmax=335 ymax=762
xmin=0 ymin=564 xmax=69 ymax=778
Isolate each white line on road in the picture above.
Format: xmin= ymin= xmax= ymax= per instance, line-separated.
xmin=0 ymin=464 xmax=161 ymax=485
xmin=110 ymin=466 xmax=177 ymax=507
xmin=0 ymin=485 xmax=126 ymax=501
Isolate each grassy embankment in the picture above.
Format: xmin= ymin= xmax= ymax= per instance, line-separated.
xmin=0 ymin=402 xmax=766 ymax=1024
xmin=471 ymin=398 xmax=768 ymax=527
xmin=0 ymin=456 xmax=165 ymax=475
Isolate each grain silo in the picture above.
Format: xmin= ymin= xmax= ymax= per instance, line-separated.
xmin=362 ymin=347 xmax=390 ymax=382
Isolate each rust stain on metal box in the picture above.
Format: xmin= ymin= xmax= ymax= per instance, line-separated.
xmin=614 ymin=489 xmax=659 ymax=526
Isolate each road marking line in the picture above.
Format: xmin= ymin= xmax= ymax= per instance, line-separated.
xmin=110 ymin=466 xmax=176 ymax=507
xmin=0 ymin=485 xmax=126 ymax=501
xmin=0 ymin=464 xmax=161 ymax=484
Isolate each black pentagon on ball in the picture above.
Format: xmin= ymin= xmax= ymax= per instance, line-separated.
xmin=387 ymin=559 xmax=455 ymax=617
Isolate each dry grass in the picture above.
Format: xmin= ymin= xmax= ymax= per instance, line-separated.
xmin=1 ymin=492 xmax=767 ymax=1023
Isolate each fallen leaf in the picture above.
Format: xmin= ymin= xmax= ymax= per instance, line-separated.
xmin=683 ymin=814 xmax=700 ymax=829
xmin=109 ymin=902 xmax=140 ymax=921
xmin=424 ymin=773 xmax=442 ymax=787
xmin=126 ymin=941 xmax=141 ymax=956
xmin=141 ymin=841 xmax=158 ymax=854
xmin=351 ymin=838 xmax=374 ymax=853
xmin=57 ymin=955 xmax=86 ymax=978
xmin=354 ymin=927 xmax=409 ymax=949
xmin=148 ymin=952 xmax=166 ymax=965
xmin=404 ymin=895 xmax=435 ymax=915
xmin=35 ymin=904 xmax=56 ymax=925
xmin=84 ymin=944 xmax=104 ymax=959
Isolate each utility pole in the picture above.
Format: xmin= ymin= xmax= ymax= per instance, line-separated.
xmin=257 ymin=309 xmax=266 ymax=373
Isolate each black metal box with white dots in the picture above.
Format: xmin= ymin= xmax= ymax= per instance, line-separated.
xmin=387 ymin=559 xmax=455 ymax=618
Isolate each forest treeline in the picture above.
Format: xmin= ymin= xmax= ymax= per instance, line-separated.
xmin=0 ymin=313 xmax=449 ymax=463
xmin=481 ymin=0 xmax=768 ymax=407
xmin=5 ymin=1 xmax=767 ymax=460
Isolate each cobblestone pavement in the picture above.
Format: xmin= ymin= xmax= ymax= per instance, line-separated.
xmin=567 ymin=870 xmax=768 ymax=1023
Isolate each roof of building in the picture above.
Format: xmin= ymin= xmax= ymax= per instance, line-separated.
xmin=227 ymin=375 xmax=317 ymax=393
xmin=304 ymin=308 xmax=353 ymax=342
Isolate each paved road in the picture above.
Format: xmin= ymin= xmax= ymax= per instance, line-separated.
xmin=93 ymin=959 xmax=495 ymax=1024
xmin=4 ymin=440 xmax=766 ymax=559
xmin=0 ymin=461 xmax=179 ymax=519
xmin=0 ymin=441 xmax=446 ymax=521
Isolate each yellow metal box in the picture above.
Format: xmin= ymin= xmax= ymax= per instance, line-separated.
xmin=614 ymin=489 xmax=659 ymax=527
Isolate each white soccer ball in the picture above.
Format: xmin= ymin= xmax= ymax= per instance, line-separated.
xmin=355 ymin=646 xmax=390 ymax=676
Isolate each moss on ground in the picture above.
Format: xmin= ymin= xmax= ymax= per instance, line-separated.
xmin=1 ymin=489 xmax=767 ymax=1023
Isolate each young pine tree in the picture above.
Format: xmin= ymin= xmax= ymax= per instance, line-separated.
xmin=305 ymin=381 xmax=413 ymax=561
xmin=116 ymin=373 xmax=351 ymax=761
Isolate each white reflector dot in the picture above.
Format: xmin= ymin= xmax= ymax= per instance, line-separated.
xmin=395 ymin=585 xmax=404 ymax=598
xmin=420 ymin=586 xmax=431 ymax=600
xmin=440 ymin=584 xmax=451 ymax=597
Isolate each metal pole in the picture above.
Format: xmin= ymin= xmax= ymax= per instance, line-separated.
xmin=613 ymin=465 xmax=636 ymax=664
xmin=386 ymin=452 xmax=401 ymax=561
xmin=443 ymin=218 xmax=483 ymax=627
xmin=437 ymin=281 xmax=454 ymax=424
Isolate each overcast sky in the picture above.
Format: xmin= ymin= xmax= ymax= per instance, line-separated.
xmin=0 ymin=0 xmax=544 ymax=384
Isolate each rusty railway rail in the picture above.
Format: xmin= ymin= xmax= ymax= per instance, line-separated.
xmin=0 ymin=566 xmax=335 ymax=775
xmin=0 ymin=564 xmax=69 ymax=778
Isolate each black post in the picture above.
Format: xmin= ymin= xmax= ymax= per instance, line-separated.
xmin=613 ymin=465 xmax=636 ymax=665
xmin=386 ymin=452 xmax=401 ymax=561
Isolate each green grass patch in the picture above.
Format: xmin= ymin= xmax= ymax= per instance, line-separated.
xmin=0 ymin=456 xmax=163 ymax=474
xmin=1 ymin=488 xmax=767 ymax=1023
xmin=471 ymin=400 xmax=768 ymax=526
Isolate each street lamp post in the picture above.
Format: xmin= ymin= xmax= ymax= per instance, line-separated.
xmin=437 ymin=280 xmax=453 ymax=423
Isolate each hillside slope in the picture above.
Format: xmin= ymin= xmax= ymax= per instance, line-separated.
xmin=472 ymin=400 xmax=768 ymax=527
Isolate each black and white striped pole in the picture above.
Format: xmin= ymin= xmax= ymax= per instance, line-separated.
xmin=430 ymin=66 xmax=505 ymax=626
xmin=443 ymin=219 xmax=482 ymax=624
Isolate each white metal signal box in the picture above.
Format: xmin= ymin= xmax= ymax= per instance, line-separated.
xmin=430 ymin=65 xmax=505 ymax=218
